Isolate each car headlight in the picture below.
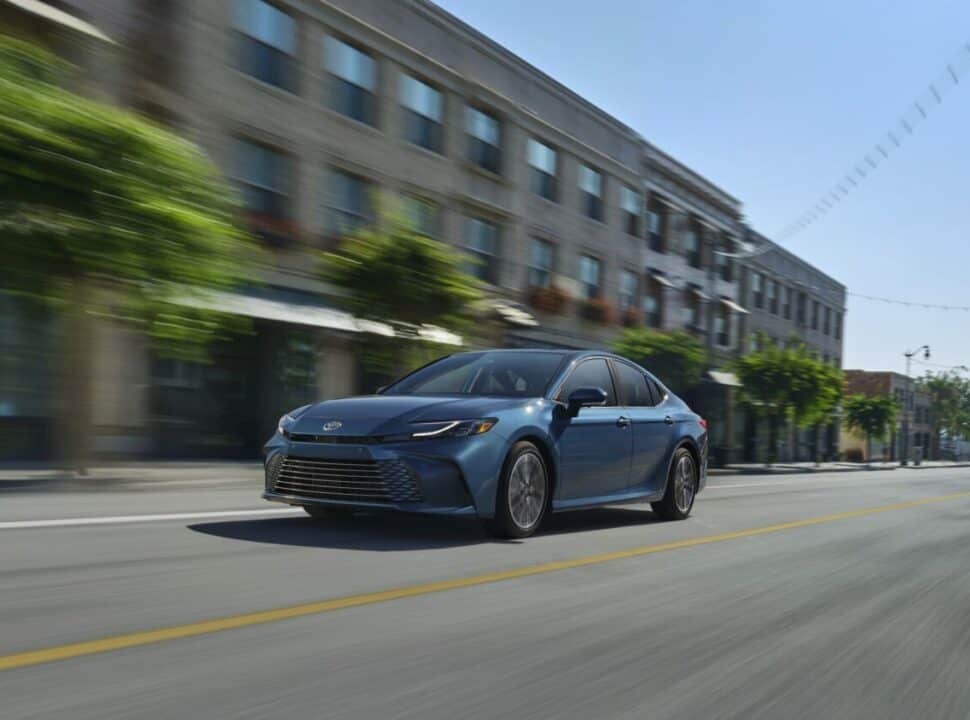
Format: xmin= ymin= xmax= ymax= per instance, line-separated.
xmin=278 ymin=405 xmax=311 ymax=437
xmin=410 ymin=418 xmax=498 ymax=439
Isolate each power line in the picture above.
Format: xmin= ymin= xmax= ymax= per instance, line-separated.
xmin=775 ymin=41 xmax=970 ymax=243
xmin=848 ymin=292 xmax=970 ymax=312
xmin=721 ymin=41 xmax=970 ymax=265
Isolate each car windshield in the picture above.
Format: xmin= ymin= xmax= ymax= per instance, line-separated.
xmin=384 ymin=351 xmax=566 ymax=397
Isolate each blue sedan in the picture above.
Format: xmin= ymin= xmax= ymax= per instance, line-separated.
xmin=263 ymin=349 xmax=707 ymax=538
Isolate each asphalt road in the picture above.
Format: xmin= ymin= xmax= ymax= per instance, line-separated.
xmin=2 ymin=467 xmax=970 ymax=719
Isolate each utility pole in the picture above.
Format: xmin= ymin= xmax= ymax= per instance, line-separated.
xmin=902 ymin=344 xmax=930 ymax=465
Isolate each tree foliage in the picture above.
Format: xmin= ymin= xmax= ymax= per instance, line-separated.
xmin=0 ymin=36 xmax=260 ymax=469
xmin=611 ymin=328 xmax=705 ymax=394
xmin=0 ymin=35 xmax=260 ymax=357
xmin=732 ymin=338 xmax=843 ymax=463
xmin=323 ymin=202 xmax=481 ymax=382
xmin=323 ymin=205 xmax=480 ymax=330
xmin=917 ymin=371 xmax=970 ymax=443
xmin=843 ymin=393 xmax=897 ymax=461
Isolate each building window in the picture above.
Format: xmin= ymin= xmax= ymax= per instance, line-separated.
xmin=528 ymin=237 xmax=555 ymax=289
xmin=715 ymin=304 xmax=729 ymax=347
xmin=465 ymin=106 xmax=501 ymax=174
xmin=751 ymin=271 xmax=764 ymax=309
xmin=527 ymin=138 xmax=557 ymax=201
xmin=326 ymin=168 xmax=372 ymax=237
xmin=578 ymin=164 xmax=603 ymax=221
xmin=717 ymin=235 xmax=734 ymax=282
xmin=643 ymin=279 xmax=663 ymax=327
xmin=463 ymin=217 xmax=499 ymax=284
xmin=402 ymin=195 xmax=439 ymax=238
xmin=835 ymin=312 xmax=843 ymax=340
xmin=324 ymin=36 xmax=376 ymax=125
xmin=621 ymin=186 xmax=641 ymax=236
xmin=618 ymin=270 xmax=637 ymax=312
xmin=233 ymin=0 xmax=297 ymax=92
xmin=811 ymin=300 xmax=820 ymax=330
xmin=823 ymin=306 xmax=832 ymax=335
xmin=797 ymin=292 xmax=807 ymax=325
xmin=782 ymin=285 xmax=792 ymax=319
xmin=683 ymin=289 xmax=701 ymax=328
xmin=646 ymin=196 xmax=666 ymax=252
xmin=768 ymin=279 xmax=778 ymax=315
xmin=400 ymin=73 xmax=442 ymax=152
xmin=684 ymin=219 xmax=702 ymax=268
xmin=578 ymin=255 xmax=601 ymax=300
xmin=233 ymin=138 xmax=290 ymax=220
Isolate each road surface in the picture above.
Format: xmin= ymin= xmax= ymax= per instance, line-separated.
xmin=2 ymin=467 xmax=970 ymax=719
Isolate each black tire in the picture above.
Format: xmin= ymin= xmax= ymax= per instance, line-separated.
xmin=303 ymin=505 xmax=353 ymax=520
xmin=651 ymin=446 xmax=698 ymax=521
xmin=484 ymin=441 xmax=549 ymax=539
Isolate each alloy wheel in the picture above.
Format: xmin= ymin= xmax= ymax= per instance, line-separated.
xmin=508 ymin=452 xmax=546 ymax=530
xmin=674 ymin=454 xmax=696 ymax=513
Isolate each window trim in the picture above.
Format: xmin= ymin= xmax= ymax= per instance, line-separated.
xmin=551 ymin=356 xmax=619 ymax=407
xmin=609 ymin=358 xmax=660 ymax=407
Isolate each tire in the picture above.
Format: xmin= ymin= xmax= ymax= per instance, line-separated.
xmin=651 ymin=446 xmax=698 ymax=521
xmin=484 ymin=441 xmax=549 ymax=539
xmin=303 ymin=505 xmax=353 ymax=520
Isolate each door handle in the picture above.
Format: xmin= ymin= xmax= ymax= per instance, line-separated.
xmin=664 ymin=415 xmax=674 ymax=425
xmin=617 ymin=416 xmax=631 ymax=428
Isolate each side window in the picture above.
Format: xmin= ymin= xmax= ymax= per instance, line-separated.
xmin=648 ymin=378 xmax=666 ymax=405
xmin=613 ymin=362 xmax=654 ymax=407
xmin=556 ymin=359 xmax=616 ymax=406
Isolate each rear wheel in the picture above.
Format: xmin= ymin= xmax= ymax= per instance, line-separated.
xmin=485 ymin=441 xmax=549 ymax=539
xmin=303 ymin=505 xmax=353 ymax=521
xmin=651 ymin=447 xmax=697 ymax=521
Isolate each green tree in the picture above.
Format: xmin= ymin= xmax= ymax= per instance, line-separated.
xmin=733 ymin=338 xmax=843 ymax=465
xmin=323 ymin=201 xmax=481 ymax=384
xmin=611 ymin=328 xmax=705 ymax=395
xmin=0 ymin=37 xmax=259 ymax=471
xmin=916 ymin=371 xmax=970 ymax=458
xmin=843 ymin=394 xmax=898 ymax=463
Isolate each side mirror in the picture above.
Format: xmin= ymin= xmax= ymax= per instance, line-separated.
xmin=566 ymin=387 xmax=608 ymax=416
xmin=375 ymin=385 xmax=387 ymax=394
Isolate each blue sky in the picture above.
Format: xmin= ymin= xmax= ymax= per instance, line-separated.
xmin=437 ymin=0 xmax=970 ymax=376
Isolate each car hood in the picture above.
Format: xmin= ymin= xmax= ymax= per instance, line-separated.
xmin=291 ymin=395 xmax=534 ymax=436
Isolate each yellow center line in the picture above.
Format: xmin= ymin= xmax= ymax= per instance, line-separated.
xmin=3 ymin=489 xmax=970 ymax=672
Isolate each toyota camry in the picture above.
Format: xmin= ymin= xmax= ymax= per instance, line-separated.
xmin=263 ymin=349 xmax=707 ymax=538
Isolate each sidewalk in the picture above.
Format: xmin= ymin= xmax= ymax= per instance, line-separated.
xmin=2 ymin=459 xmax=970 ymax=486
xmin=0 ymin=461 xmax=263 ymax=488
xmin=708 ymin=460 xmax=970 ymax=476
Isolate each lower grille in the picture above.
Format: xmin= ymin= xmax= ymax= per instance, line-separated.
xmin=272 ymin=456 xmax=423 ymax=503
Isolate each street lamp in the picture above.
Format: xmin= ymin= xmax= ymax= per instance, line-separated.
xmin=901 ymin=344 xmax=930 ymax=466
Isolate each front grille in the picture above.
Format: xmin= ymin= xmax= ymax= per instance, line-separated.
xmin=272 ymin=456 xmax=423 ymax=503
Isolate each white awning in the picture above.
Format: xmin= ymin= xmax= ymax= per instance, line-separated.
xmin=689 ymin=285 xmax=711 ymax=301
xmin=720 ymin=297 xmax=750 ymax=314
xmin=172 ymin=289 xmax=462 ymax=345
xmin=708 ymin=370 xmax=741 ymax=387
xmin=2 ymin=0 xmax=114 ymax=42
xmin=649 ymin=272 xmax=675 ymax=288
xmin=492 ymin=300 xmax=539 ymax=327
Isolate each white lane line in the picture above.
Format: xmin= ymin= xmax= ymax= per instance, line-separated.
xmin=0 ymin=508 xmax=304 ymax=530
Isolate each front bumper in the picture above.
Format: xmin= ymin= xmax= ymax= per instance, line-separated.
xmin=262 ymin=437 xmax=481 ymax=515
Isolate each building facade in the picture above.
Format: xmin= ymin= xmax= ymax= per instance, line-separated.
xmin=843 ymin=371 xmax=931 ymax=462
xmin=1 ymin=0 xmax=845 ymax=462
xmin=736 ymin=231 xmax=847 ymax=462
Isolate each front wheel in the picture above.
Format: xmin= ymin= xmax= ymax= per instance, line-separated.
xmin=484 ymin=441 xmax=549 ymax=539
xmin=651 ymin=447 xmax=697 ymax=521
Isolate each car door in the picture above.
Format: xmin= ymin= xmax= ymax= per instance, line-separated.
xmin=610 ymin=360 xmax=671 ymax=495
xmin=552 ymin=357 xmax=633 ymax=502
